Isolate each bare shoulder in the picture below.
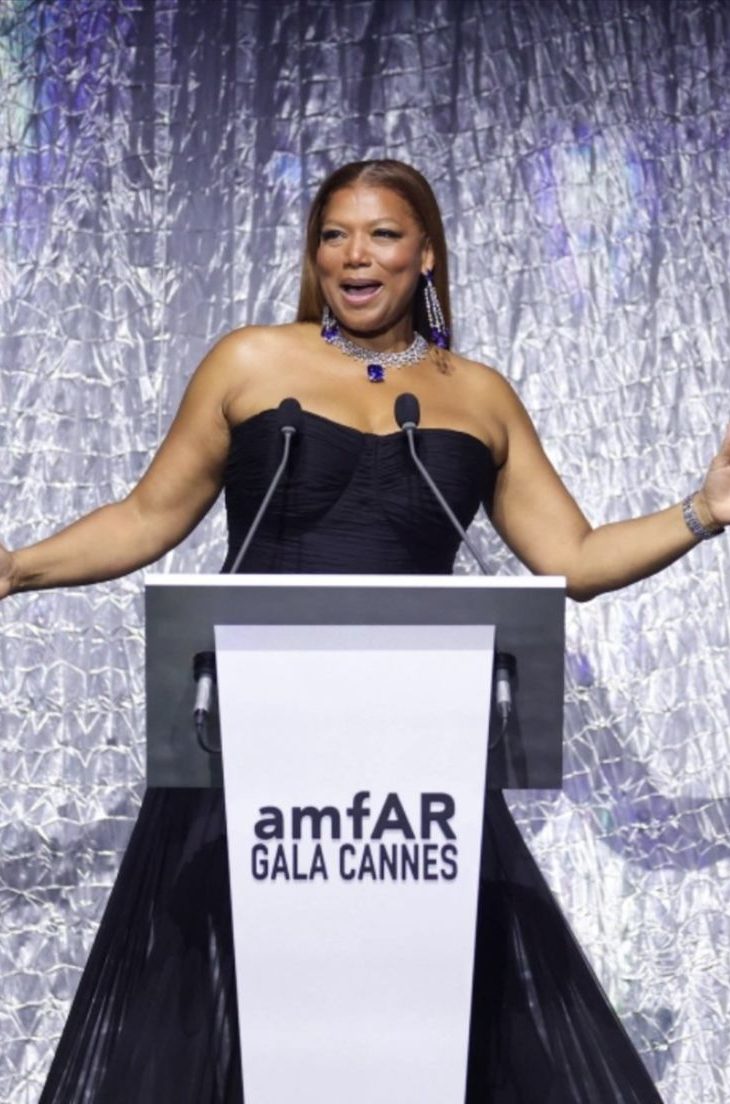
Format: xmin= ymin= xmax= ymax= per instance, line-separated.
xmin=192 ymin=323 xmax=308 ymax=393
xmin=446 ymin=350 xmax=525 ymax=417
xmin=205 ymin=322 xmax=300 ymax=364
xmin=196 ymin=322 xmax=325 ymax=426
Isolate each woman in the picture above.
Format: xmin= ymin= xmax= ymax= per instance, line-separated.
xmin=3 ymin=160 xmax=728 ymax=1102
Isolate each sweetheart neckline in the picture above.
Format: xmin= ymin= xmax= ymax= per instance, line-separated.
xmin=229 ymin=407 xmax=497 ymax=464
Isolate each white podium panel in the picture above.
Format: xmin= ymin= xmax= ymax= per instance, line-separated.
xmin=216 ymin=623 xmax=495 ymax=1104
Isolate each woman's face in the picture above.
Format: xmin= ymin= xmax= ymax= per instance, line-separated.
xmin=316 ymin=184 xmax=434 ymax=346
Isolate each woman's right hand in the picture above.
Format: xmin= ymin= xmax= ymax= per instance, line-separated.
xmin=0 ymin=541 xmax=15 ymax=600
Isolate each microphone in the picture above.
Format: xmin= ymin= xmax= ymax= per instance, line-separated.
xmin=394 ymin=392 xmax=420 ymax=433
xmin=394 ymin=393 xmax=516 ymax=732
xmin=394 ymin=393 xmax=490 ymax=575
xmin=192 ymin=398 xmax=303 ymax=750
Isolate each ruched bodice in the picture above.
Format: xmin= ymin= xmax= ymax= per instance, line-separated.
xmin=222 ymin=408 xmax=498 ymax=574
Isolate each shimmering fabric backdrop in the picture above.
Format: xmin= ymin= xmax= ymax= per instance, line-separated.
xmin=1 ymin=0 xmax=729 ymax=1100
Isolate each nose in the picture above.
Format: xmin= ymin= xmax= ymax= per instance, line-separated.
xmin=343 ymin=231 xmax=370 ymax=267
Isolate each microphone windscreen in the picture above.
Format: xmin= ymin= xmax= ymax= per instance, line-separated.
xmin=193 ymin=650 xmax=216 ymax=681
xmin=394 ymin=392 xmax=421 ymax=428
xmin=276 ymin=397 xmax=303 ymax=432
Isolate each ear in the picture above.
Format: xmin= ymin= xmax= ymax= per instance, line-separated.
xmin=421 ymin=239 xmax=435 ymax=274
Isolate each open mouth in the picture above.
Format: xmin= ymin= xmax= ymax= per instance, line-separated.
xmin=339 ymin=281 xmax=382 ymax=305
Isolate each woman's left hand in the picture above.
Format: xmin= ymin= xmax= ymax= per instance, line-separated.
xmin=697 ymin=422 xmax=730 ymax=530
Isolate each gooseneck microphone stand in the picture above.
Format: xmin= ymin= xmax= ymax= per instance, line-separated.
xmin=229 ymin=398 xmax=303 ymax=573
xmin=394 ymin=392 xmax=515 ymax=737
xmin=192 ymin=397 xmax=303 ymax=751
xmin=394 ymin=392 xmax=491 ymax=575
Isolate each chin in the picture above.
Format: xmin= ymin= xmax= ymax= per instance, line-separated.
xmin=344 ymin=317 xmax=392 ymax=338
xmin=340 ymin=308 xmax=381 ymax=326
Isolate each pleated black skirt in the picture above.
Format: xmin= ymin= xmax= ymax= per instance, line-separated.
xmin=40 ymin=789 xmax=662 ymax=1104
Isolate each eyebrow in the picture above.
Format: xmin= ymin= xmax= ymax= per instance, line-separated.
xmin=321 ymin=216 xmax=405 ymax=227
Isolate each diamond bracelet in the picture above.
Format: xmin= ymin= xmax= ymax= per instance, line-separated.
xmin=681 ymin=493 xmax=724 ymax=540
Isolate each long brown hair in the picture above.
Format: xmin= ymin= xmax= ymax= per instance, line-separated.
xmin=296 ymin=160 xmax=451 ymax=346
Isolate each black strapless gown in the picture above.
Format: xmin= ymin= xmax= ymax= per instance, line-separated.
xmin=40 ymin=411 xmax=662 ymax=1104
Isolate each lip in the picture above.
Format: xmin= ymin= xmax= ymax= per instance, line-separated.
xmin=338 ymin=281 xmax=383 ymax=307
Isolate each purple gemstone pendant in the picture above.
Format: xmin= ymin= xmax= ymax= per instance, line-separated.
xmin=367 ymin=363 xmax=385 ymax=383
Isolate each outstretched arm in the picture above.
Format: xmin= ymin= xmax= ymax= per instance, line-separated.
xmin=490 ymin=380 xmax=728 ymax=602
xmin=0 ymin=332 xmax=248 ymax=599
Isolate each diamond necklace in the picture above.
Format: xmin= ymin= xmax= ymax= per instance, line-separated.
xmin=322 ymin=309 xmax=429 ymax=383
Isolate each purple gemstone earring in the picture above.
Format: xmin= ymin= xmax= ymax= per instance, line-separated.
xmin=423 ymin=270 xmax=449 ymax=349
xmin=321 ymin=303 xmax=339 ymax=341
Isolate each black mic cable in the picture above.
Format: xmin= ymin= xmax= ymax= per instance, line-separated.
xmin=193 ymin=649 xmax=219 ymax=752
xmin=394 ymin=392 xmax=515 ymax=737
xmin=492 ymin=650 xmax=516 ymax=745
xmin=193 ymin=397 xmax=303 ymax=751
xmin=394 ymin=392 xmax=490 ymax=575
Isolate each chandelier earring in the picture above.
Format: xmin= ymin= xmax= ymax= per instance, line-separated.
xmin=321 ymin=303 xmax=339 ymax=341
xmin=423 ymin=269 xmax=449 ymax=350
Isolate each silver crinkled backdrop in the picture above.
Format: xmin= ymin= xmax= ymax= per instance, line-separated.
xmin=1 ymin=0 xmax=729 ymax=1100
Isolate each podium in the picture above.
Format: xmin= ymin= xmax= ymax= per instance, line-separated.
xmin=145 ymin=574 xmax=565 ymax=1104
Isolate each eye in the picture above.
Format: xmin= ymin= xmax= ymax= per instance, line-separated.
xmin=373 ymin=228 xmax=402 ymax=239
xmin=320 ymin=228 xmax=343 ymax=242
